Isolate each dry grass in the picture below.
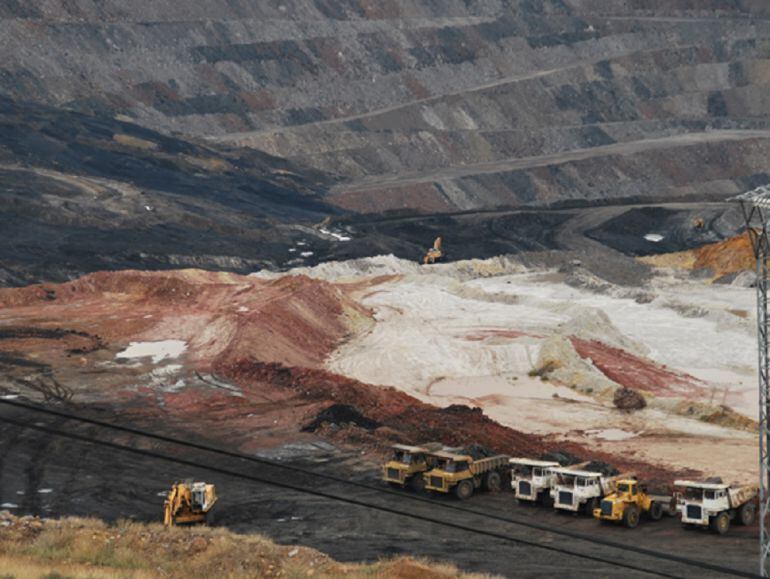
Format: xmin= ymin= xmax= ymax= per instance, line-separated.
xmin=0 ymin=513 xmax=491 ymax=579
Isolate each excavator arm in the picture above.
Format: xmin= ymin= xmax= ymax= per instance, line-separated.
xmin=163 ymin=485 xmax=179 ymax=526
xmin=422 ymin=237 xmax=444 ymax=265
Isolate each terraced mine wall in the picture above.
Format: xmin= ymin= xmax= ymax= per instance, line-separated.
xmin=5 ymin=1 xmax=770 ymax=213
xmin=2 ymin=0 xmax=770 ymax=282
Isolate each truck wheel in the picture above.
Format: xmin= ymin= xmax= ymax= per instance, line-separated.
xmin=623 ymin=505 xmax=640 ymax=529
xmin=649 ymin=501 xmax=663 ymax=521
xmin=408 ymin=475 xmax=425 ymax=493
xmin=454 ymin=480 xmax=474 ymax=500
xmin=484 ymin=471 xmax=502 ymax=492
xmin=710 ymin=512 xmax=730 ymax=535
xmin=583 ymin=498 xmax=598 ymax=517
xmin=739 ymin=502 xmax=756 ymax=526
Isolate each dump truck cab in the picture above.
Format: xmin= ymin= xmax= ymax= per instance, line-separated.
xmin=382 ymin=444 xmax=439 ymax=491
xmin=676 ymin=480 xmax=757 ymax=535
xmin=594 ymin=479 xmax=670 ymax=527
xmin=551 ymin=468 xmax=613 ymax=515
xmin=510 ymin=458 xmax=559 ymax=504
xmin=424 ymin=451 xmax=510 ymax=499
xmin=424 ymin=451 xmax=473 ymax=495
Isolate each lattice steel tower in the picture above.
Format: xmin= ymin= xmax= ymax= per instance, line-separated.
xmin=735 ymin=185 xmax=770 ymax=576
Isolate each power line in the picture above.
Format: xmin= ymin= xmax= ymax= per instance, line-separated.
xmin=0 ymin=398 xmax=757 ymax=577
xmin=0 ymin=414 xmax=682 ymax=578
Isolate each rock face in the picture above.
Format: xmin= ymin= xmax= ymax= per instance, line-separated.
xmin=5 ymin=1 xmax=770 ymax=213
xmin=3 ymin=1 xmax=770 ymax=279
xmin=613 ymin=387 xmax=647 ymax=411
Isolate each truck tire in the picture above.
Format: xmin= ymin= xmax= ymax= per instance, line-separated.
xmin=710 ymin=512 xmax=730 ymax=535
xmin=408 ymin=475 xmax=426 ymax=493
xmin=484 ymin=471 xmax=502 ymax=492
xmin=649 ymin=501 xmax=663 ymax=521
xmin=454 ymin=480 xmax=474 ymax=500
xmin=739 ymin=502 xmax=756 ymax=526
xmin=623 ymin=505 xmax=640 ymax=529
xmin=583 ymin=497 xmax=598 ymax=517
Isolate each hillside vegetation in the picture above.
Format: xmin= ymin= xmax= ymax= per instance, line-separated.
xmin=0 ymin=512 xmax=488 ymax=579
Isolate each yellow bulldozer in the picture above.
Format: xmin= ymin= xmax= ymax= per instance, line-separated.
xmin=422 ymin=237 xmax=443 ymax=265
xmin=163 ymin=481 xmax=218 ymax=527
xmin=593 ymin=478 xmax=674 ymax=528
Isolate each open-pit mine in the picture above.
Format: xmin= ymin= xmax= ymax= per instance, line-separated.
xmin=2 ymin=1 xmax=770 ymax=577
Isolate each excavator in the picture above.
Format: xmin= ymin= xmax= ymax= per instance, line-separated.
xmin=163 ymin=481 xmax=218 ymax=527
xmin=693 ymin=217 xmax=705 ymax=230
xmin=422 ymin=237 xmax=443 ymax=265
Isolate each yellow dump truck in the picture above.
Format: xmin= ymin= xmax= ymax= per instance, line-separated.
xmin=594 ymin=478 xmax=674 ymax=528
xmin=382 ymin=443 xmax=442 ymax=491
xmin=163 ymin=481 xmax=218 ymax=527
xmin=423 ymin=451 xmax=510 ymax=499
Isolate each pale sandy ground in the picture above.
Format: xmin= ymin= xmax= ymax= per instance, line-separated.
xmin=277 ymin=255 xmax=759 ymax=481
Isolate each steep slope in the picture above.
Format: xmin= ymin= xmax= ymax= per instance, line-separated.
xmin=4 ymin=1 xmax=770 ymax=216
xmin=0 ymin=97 xmax=337 ymax=286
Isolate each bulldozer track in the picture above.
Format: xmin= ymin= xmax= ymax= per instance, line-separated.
xmin=0 ymin=398 xmax=756 ymax=578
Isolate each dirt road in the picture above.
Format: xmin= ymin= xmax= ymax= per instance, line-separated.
xmin=325 ymin=199 xmax=738 ymax=285
xmin=332 ymin=130 xmax=770 ymax=195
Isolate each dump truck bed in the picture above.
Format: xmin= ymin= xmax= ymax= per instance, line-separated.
xmin=470 ymin=455 xmax=509 ymax=475
xmin=509 ymin=458 xmax=559 ymax=468
xmin=728 ymin=485 xmax=758 ymax=508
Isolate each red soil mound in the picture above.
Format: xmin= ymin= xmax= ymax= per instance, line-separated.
xmin=216 ymin=360 xmax=547 ymax=455
xmin=200 ymin=360 xmax=699 ymax=485
xmin=0 ymin=269 xmax=699 ymax=487
xmin=0 ymin=269 xmax=370 ymax=369
xmin=570 ymin=337 xmax=705 ymax=399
